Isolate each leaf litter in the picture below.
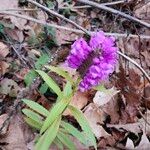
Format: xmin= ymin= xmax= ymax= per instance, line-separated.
xmin=0 ymin=0 xmax=150 ymax=149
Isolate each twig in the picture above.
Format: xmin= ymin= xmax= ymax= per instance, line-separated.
xmin=11 ymin=44 xmax=28 ymax=67
xmin=26 ymin=0 xmax=89 ymax=35
xmin=118 ymin=51 xmax=150 ymax=82
xmin=1 ymin=11 xmax=150 ymax=40
xmin=77 ymin=0 xmax=150 ymax=29
xmin=0 ymin=11 xmax=150 ymax=83
xmin=0 ymin=8 xmax=39 ymax=12
xmin=101 ymin=0 xmax=126 ymax=6
xmin=0 ymin=11 xmax=84 ymax=34
xmin=60 ymin=0 xmax=126 ymax=10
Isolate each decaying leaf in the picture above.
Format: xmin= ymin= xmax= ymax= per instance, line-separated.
xmin=0 ymin=114 xmax=9 ymax=136
xmin=0 ymin=78 xmax=20 ymax=97
xmin=93 ymin=87 xmax=119 ymax=106
xmin=0 ymin=42 xmax=9 ymax=57
xmin=0 ymin=61 xmax=10 ymax=75
xmin=0 ymin=114 xmax=34 ymax=150
xmin=83 ymin=103 xmax=110 ymax=139
xmin=63 ymin=91 xmax=88 ymax=116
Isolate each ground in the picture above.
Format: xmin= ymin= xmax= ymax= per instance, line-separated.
xmin=0 ymin=0 xmax=150 ymax=149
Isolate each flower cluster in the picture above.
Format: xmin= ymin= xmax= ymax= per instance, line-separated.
xmin=66 ymin=31 xmax=118 ymax=92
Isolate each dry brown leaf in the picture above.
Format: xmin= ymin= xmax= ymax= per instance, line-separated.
xmin=0 ymin=61 xmax=10 ymax=75
xmin=134 ymin=2 xmax=150 ymax=23
xmin=0 ymin=42 xmax=9 ymax=57
xmin=5 ymin=28 xmax=24 ymax=42
xmin=0 ymin=114 xmax=34 ymax=150
xmin=55 ymin=28 xmax=79 ymax=45
xmin=93 ymin=87 xmax=119 ymax=106
xmin=83 ymin=103 xmax=110 ymax=139
xmin=0 ymin=114 xmax=9 ymax=136
xmin=100 ymin=90 xmax=120 ymax=124
xmin=63 ymin=91 xmax=88 ymax=116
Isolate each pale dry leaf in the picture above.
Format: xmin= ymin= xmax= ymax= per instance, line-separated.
xmin=0 ymin=114 xmax=34 ymax=150
xmin=0 ymin=114 xmax=9 ymax=136
xmin=83 ymin=103 xmax=110 ymax=139
xmin=134 ymin=2 xmax=150 ymax=23
xmin=0 ymin=0 xmax=18 ymax=10
xmin=0 ymin=78 xmax=20 ymax=97
xmin=100 ymin=90 xmax=120 ymax=124
xmin=126 ymin=138 xmax=135 ymax=149
xmin=10 ymin=16 xmax=27 ymax=30
xmin=63 ymin=91 xmax=88 ymax=116
xmin=0 ymin=61 xmax=10 ymax=75
xmin=5 ymin=28 xmax=24 ymax=42
xmin=135 ymin=133 xmax=150 ymax=150
xmin=55 ymin=28 xmax=79 ymax=45
xmin=93 ymin=87 xmax=119 ymax=107
xmin=0 ymin=42 xmax=9 ymax=57
xmin=107 ymin=123 xmax=142 ymax=134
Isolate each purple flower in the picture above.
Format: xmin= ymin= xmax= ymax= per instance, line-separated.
xmin=66 ymin=31 xmax=118 ymax=92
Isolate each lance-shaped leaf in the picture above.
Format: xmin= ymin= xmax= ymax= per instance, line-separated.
xmin=35 ymin=116 xmax=61 ymax=150
xmin=22 ymin=99 xmax=49 ymax=117
xmin=68 ymin=105 xmax=97 ymax=150
xmin=36 ymin=70 xmax=62 ymax=97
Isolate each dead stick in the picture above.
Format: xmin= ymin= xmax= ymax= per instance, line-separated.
xmin=27 ymin=0 xmax=89 ymax=35
xmin=77 ymin=0 xmax=150 ymax=29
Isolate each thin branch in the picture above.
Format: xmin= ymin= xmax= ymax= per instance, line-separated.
xmin=118 ymin=51 xmax=150 ymax=82
xmin=0 ymin=8 xmax=39 ymax=12
xmin=101 ymin=0 xmax=126 ymax=6
xmin=26 ymin=0 xmax=89 ymax=35
xmin=0 ymin=11 xmax=83 ymax=34
xmin=1 ymin=11 xmax=150 ymax=40
xmin=77 ymin=0 xmax=150 ymax=29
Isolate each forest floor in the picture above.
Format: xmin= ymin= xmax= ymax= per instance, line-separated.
xmin=0 ymin=0 xmax=150 ymax=149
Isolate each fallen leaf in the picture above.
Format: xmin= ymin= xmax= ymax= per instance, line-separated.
xmin=0 ymin=42 xmax=9 ymax=57
xmin=5 ymin=28 xmax=24 ymax=42
xmin=135 ymin=133 xmax=150 ymax=149
xmin=0 ymin=114 xmax=34 ymax=150
xmin=134 ymin=2 xmax=150 ymax=23
xmin=0 ymin=114 xmax=9 ymax=136
xmin=83 ymin=103 xmax=110 ymax=139
xmin=0 ymin=61 xmax=10 ymax=75
xmin=63 ymin=91 xmax=88 ymax=116
xmin=126 ymin=138 xmax=135 ymax=149
xmin=0 ymin=78 xmax=20 ymax=97
xmin=0 ymin=0 xmax=18 ymax=10
xmin=93 ymin=87 xmax=119 ymax=106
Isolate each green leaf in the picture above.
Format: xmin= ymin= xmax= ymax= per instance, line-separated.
xmin=24 ymin=70 xmax=37 ymax=86
xmin=39 ymin=82 xmax=49 ymax=94
xmin=53 ymin=138 xmax=64 ymax=150
xmin=45 ymin=66 xmax=74 ymax=85
xmin=36 ymin=70 xmax=62 ymax=97
xmin=24 ymin=117 xmax=42 ymax=130
xmin=40 ymin=96 xmax=71 ymax=134
xmin=57 ymin=131 xmax=76 ymax=150
xmin=68 ymin=105 xmax=97 ymax=150
xmin=22 ymin=99 xmax=49 ymax=117
xmin=61 ymin=121 xmax=87 ymax=146
xmin=22 ymin=108 xmax=43 ymax=124
xmin=93 ymin=84 xmax=106 ymax=91
xmin=35 ymin=54 xmax=49 ymax=69
xmin=35 ymin=116 xmax=61 ymax=150
xmin=63 ymin=81 xmax=72 ymax=98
